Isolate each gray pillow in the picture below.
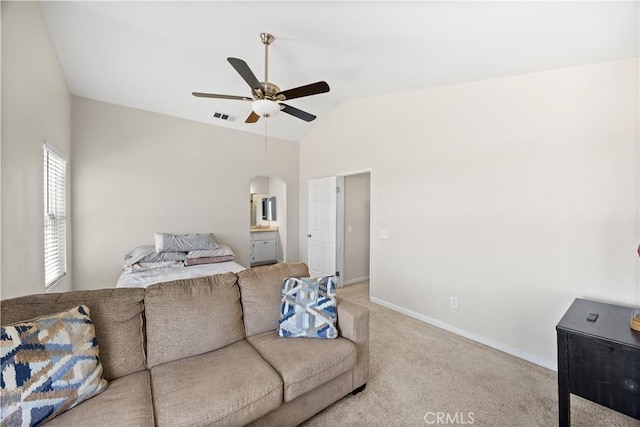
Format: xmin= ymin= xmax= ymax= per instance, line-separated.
xmin=154 ymin=233 xmax=219 ymax=253
xmin=129 ymin=261 xmax=183 ymax=272
xmin=186 ymin=244 xmax=235 ymax=259
xmin=124 ymin=245 xmax=187 ymax=267
xmin=185 ymin=255 xmax=235 ymax=266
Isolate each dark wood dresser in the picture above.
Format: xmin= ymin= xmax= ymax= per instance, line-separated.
xmin=556 ymin=298 xmax=640 ymax=426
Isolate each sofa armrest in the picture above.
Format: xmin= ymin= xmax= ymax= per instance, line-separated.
xmin=336 ymin=298 xmax=369 ymax=390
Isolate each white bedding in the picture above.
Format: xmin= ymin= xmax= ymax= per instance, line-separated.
xmin=116 ymin=261 xmax=246 ymax=288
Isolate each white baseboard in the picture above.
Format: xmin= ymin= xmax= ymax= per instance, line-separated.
xmin=343 ymin=276 xmax=369 ymax=286
xmin=370 ymin=296 xmax=556 ymax=371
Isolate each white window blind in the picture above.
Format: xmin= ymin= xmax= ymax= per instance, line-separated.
xmin=43 ymin=143 xmax=67 ymax=288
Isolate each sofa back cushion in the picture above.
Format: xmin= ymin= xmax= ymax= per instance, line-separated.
xmin=144 ymin=272 xmax=245 ymax=368
xmin=0 ymin=288 xmax=146 ymax=381
xmin=237 ymin=263 xmax=310 ymax=337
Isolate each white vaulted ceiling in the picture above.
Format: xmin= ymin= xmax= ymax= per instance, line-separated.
xmin=40 ymin=1 xmax=638 ymax=142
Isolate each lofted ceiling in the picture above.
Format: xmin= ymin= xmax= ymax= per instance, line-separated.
xmin=40 ymin=1 xmax=638 ymax=142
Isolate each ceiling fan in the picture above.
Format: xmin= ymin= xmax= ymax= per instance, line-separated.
xmin=192 ymin=33 xmax=330 ymax=124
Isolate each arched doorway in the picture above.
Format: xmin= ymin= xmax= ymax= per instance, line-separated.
xmin=249 ymin=176 xmax=287 ymax=266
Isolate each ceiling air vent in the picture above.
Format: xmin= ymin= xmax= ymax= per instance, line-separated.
xmin=213 ymin=112 xmax=237 ymax=122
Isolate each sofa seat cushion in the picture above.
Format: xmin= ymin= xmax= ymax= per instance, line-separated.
xmin=43 ymin=370 xmax=154 ymax=427
xmin=150 ymin=339 xmax=283 ymax=427
xmin=247 ymin=331 xmax=357 ymax=402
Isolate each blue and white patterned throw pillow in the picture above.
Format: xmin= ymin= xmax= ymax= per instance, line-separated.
xmin=1 ymin=305 xmax=108 ymax=426
xmin=278 ymin=276 xmax=338 ymax=339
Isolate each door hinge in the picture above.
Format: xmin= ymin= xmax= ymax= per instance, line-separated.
xmin=336 ymin=186 xmax=340 ymax=193
xmin=335 ymin=271 xmax=340 ymax=277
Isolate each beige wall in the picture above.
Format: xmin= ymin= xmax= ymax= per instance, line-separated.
xmin=301 ymin=58 xmax=639 ymax=367
xmin=269 ymin=176 xmax=287 ymax=262
xmin=343 ymin=173 xmax=371 ymax=284
xmin=1 ymin=1 xmax=72 ymax=299
xmin=71 ymin=97 xmax=300 ymax=289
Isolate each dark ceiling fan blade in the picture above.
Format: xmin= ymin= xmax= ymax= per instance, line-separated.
xmin=227 ymin=58 xmax=263 ymax=96
xmin=276 ymin=81 xmax=329 ymax=101
xmin=192 ymin=92 xmax=253 ymax=101
xmin=280 ymin=103 xmax=316 ymax=122
xmin=245 ymin=111 xmax=260 ymax=123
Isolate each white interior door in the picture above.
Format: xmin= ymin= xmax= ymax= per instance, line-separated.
xmin=308 ymin=176 xmax=337 ymax=277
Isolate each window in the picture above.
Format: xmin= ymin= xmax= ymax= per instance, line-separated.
xmin=43 ymin=143 xmax=67 ymax=288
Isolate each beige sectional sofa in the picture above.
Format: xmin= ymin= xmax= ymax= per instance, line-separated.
xmin=1 ymin=263 xmax=369 ymax=426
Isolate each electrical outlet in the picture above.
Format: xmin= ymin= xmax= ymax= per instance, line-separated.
xmin=450 ymin=296 xmax=458 ymax=309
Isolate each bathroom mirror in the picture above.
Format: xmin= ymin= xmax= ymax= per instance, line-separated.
xmin=262 ymin=196 xmax=277 ymax=221
xmin=250 ymin=193 xmax=267 ymax=226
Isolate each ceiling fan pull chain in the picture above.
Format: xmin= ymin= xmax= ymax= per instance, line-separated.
xmin=264 ymin=119 xmax=268 ymax=150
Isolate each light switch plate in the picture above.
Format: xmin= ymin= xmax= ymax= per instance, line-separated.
xmin=379 ymin=229 xmax=389 ymax=239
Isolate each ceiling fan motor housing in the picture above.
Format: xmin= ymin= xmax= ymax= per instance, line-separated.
xmin=257 ymin=82 xmax=281 ymax=101
xmin=253 ymin=82 xmax=282 ymax=117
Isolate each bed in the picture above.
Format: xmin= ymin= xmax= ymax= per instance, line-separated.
xmin=116 ymin=260 xmax=246 ymax=288
xmin=115 ymin=233 xmax=246 ymax=289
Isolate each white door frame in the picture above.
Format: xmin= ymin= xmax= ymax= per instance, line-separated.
xmin=336 ymin=176 xmax=345 ymax=288
xmin=336 ymin=169 xmax=372 ymax=288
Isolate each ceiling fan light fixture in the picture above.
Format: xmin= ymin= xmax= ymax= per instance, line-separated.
xmin=252 ymin=99 xmax=280 ymax=118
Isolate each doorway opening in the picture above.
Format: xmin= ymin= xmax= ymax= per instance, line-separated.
xmin=249 ymin=176 xmax=286 ymax=267
xmin=337 ymin=172 xmax=371 ymax=287
xmin=306 ymin=171 xmax=371 ymax=288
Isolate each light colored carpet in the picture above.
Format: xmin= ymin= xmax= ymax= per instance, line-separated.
xmin=302 ymin=282 xmax=640 ymax=427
